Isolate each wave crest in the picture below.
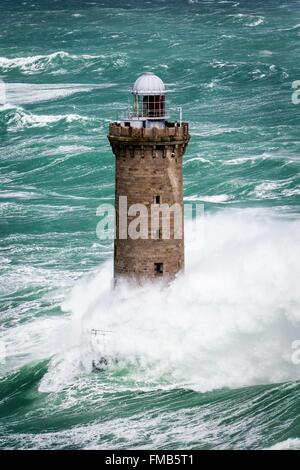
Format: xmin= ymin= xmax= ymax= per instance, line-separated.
xmin=0 ymin=51 xmax=126 ymax=76
xmin=0 ymin=103 xmax=91 ymax=131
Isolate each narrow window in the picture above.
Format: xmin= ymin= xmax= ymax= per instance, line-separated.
xmin=155 ymin=195 xmax=161 ymax=204
xmin=154 ymin=262 xmax=163 ymax=275
xmin=154 ymin=228 xmax=161 ymax=239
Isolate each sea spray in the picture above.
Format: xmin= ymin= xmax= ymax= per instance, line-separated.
xmin=39 ymin=210 xmax=300 ymax=392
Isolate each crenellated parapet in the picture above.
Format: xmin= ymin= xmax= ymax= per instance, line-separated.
xmin=108 ymin=121 xmax=189 ymax=143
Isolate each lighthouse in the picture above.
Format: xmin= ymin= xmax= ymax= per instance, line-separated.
xmin=108 ymin=72 xmax=190 ymax=282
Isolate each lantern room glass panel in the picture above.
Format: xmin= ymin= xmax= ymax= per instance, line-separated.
xmin=142 ymin=95 xmax=165 ymax=118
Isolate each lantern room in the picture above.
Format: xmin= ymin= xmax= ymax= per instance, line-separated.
xmin=128 ymin=72 xmax=166 ymax=128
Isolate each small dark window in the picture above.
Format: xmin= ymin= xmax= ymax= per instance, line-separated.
xmin=155 ymin=195 xmax=161 ymax=204
xmin=154 ymin=262 xmax=163 ymax=275
xmin=124 ymin=121 xmax=130 ymax=127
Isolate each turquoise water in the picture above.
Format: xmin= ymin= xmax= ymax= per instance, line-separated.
xmin=1 ymin=0 xmax=300 ymax=449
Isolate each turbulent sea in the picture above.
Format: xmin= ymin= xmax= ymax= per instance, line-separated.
xmin=1 ymin=0 xmax=300 ymax=450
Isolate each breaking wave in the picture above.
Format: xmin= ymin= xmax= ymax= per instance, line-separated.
xmin=0 ymin=103 xmax=92 ymax=131
xmin=36 ymin=210 xmax=300 ymax=393
xmin=230 ymin=13 xmax=264 ymax=27
xmin=0 ymin=51 xmax=127 ymax=76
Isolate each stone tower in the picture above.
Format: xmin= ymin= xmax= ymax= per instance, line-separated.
xmin=108 ymin=72 xmax=190 ymax=282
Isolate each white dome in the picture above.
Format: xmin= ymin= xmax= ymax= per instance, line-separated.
xmin=132 ymin=72 xmax=165 ymax=96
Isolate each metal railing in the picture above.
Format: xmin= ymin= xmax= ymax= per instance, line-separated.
xmin=115 ymin=106 xmax=183 ymax=124
xmin=91 ymin=328 xmax=113 ymax=336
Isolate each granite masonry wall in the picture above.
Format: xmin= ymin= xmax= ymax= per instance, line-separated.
xmin=108 ymin=121 xmax=190 ymax=282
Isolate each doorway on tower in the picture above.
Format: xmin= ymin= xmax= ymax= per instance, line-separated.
xmin=154 ymin=262 xmax=164 ymax=276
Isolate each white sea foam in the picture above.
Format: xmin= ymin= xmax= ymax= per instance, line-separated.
xmin=224 ymin=156 xmax=265 ymax=165
xmin=267 ymin=438 xmax=300 ymax=450
xmin=279 ymin=23 xmax=300 ymax=32
xmin=185 ymin=194 xmax=231 ymax=203
xmin=5 ymin=83 xmax=96 ymax=105
xmin=42 ymin=145 xmax=93 ymax=156
xmin=248 ymin=18 xmax=264 ymax=27
xmin=37 ymin=210 xmax=300 ymax=393
xmin=0 ymin=316 xmax=68 ymax=373
xmin=0 ymin=80 xmax=6 ymax=105
xmin=230 ymin=14 xmax=264 ymax=27
xmin=198 ymin=194 xmax=231 ymax=203
xmin=252 ymin=181 xmax=289 ymax=199
xmin=0 ymin=51 xmax=102 ymax=74
xmin=259 ymin=50 xmax=273 ymax=57
xmin=184 ymin=156 xmax=212 ymax=165
xmin=0 ymin=51 xmax=126 ymax=78
xmin=0 ymin=190 xmax=39 ymax=199
xmin=0 ymin=103 xmax=90 ymax=131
